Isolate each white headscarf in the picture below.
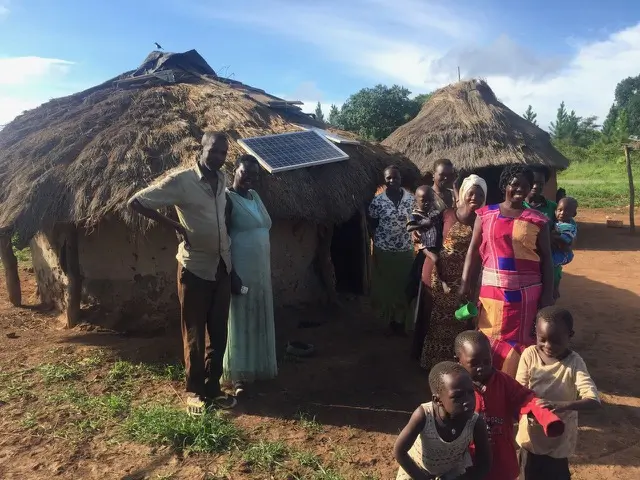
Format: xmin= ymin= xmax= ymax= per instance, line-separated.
xmin=458 ymin=174 xmax=488 ymax=207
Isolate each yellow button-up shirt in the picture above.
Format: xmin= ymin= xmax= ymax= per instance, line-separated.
xmin=131 ymin=165 xmax=231 ymax=281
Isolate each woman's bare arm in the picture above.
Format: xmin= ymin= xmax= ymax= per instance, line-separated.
xmin=459 ymin=216 xmax=483 ymax=300
xmin=536 ymin=226 xmax=555 ymax=307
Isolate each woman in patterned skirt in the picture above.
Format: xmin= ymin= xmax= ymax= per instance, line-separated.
xmin=419 ymin=175 xmax=487 ymax=371
xmin=460 ymin=165 xmax=555 ymax=378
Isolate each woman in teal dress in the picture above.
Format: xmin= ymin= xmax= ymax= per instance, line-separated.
xmin=223 ymin=155 xmax=277 ymax=395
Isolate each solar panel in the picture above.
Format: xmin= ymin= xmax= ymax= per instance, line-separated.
xmin=238 ymin=130 xmax=349 ymax=173
xmin=293 ymin=124 xmax=361 ymax=145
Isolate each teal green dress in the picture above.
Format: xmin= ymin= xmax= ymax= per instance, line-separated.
xmin=223 ymin=189 xmax=277 ymax=383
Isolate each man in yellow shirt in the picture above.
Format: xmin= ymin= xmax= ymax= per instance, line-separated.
xmin=129 ymin=132 xmax=239 ymax=411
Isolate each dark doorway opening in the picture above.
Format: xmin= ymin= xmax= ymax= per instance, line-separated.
xmin=457 ymin=166 xmax=506 ymax=205
xmin=331 ymin=212 xmax=366 ymax=295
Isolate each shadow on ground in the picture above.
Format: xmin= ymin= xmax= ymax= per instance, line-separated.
xmin=575 ymin=221 xmax=640 ymax=252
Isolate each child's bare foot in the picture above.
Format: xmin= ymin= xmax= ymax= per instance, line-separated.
xmin=441 ymin=281 xmax=451 ymax=294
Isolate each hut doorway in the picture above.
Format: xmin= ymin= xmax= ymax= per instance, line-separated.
xmin=470 ymin=166 xmax=505 ymax=205
xmin=330 ymin=211 xmax=367 ymax=295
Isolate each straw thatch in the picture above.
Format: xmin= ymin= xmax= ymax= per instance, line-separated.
xmin=0 ymin=69 xmax=417 ymax=247
xmin=382 ymin=79 xmax=570 ymax=174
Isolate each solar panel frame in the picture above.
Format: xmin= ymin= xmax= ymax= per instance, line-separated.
xmin=293 ymin=124 xmax=361 ymax=145
xmin=238 ymin=130 xmax=350 ymax=174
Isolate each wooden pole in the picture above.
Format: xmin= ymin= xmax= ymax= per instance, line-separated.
xmin=0 ymin=235 xmax=21 ymax=306
xmin=65 ymin=224 xmax=82 ymax=327
xmin=624 ymin=145 xmax=636 ymax=234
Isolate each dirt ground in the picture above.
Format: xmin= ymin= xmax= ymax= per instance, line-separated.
xmin=1 ymin=208 xmax=639 ymax=479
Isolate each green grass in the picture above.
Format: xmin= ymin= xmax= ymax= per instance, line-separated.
xmin=107 ymin=360 xmax=185 ymax=385
xmin=556 ymin=142 xmax=640 ymax=208
xmin=242 ymin=440 xmax=289 ymax=471
xmin=296 ymin=411 xmax=323 ymax=435
xmin=37 ymin=362 xmax=83 ymax=384
xmin=123 ymin=404 xmax=242 ymax=453
xmin=1 ymin=356 xmax=365 ymax=478
xmin=52 ymin=386 xmax=132 ymax=419
xmin=294 ymin=450 xmax=322 ymax=469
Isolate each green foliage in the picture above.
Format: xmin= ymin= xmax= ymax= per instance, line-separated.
xmin=413 ymin=93 xmax=432 ymax=107
xmin=332 ymin=84 xmax=423 ymax=140
xmin=10 ymin=234 xmax=31 ymax=264
xmin=314 ymin=102 xmax=325 ymax=123
xmin=549 ymin=101 xmax=601 ymax=147
xmin=523 ymin=105 xmax=538 ymax=126
xmin=603 ymin=74 xmax=640 ymax=138
xmin=124 ymin=404 xmax=241 ymax=453
xmin=328 ymin=104 xmax=340 ymax=126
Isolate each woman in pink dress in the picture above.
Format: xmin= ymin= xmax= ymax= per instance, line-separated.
xmin=460 ymin=165 xmax=555 ymax=377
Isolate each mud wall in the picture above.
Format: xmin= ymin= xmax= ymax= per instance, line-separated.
xmin=31 ymin=219 xmax=325 ymax=327
xmin=270 ymin=220 xmax=324 ymax=305
xmin=78 ymin=220 xmax=178 ymax=326
xmin=30 ymin=230 xmax=68 ymax=310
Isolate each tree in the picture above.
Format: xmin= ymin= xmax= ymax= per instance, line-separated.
xmin=613 ymin=108 xmax=630 ymax=143
xmin=549 ymin=101 xmax=601 ymax=147
xmin=328 ymin=104 xmax=341 ymax=126
xmin=603 ymin=75 xmax=640 ymax=138
xmin=414 ymin=93 xmax=432 ymax=108
xmin=523 ymin=105 xmax=538 ymax=126
xmin=314 ymin=102 xmax=325 ymax=123
xmin=602 ymin=104 xmax=618 ymax=137
xmin=576 ymin=115 xmax=601 ymax=147
xmin=337 ymin=84 xmax=422 ymax=140
xmin=549 ymin=102 xmax=578 ymax=142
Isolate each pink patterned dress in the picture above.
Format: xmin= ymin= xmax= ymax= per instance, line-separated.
xmin=476 ymin=204 xmax=549 ymax=377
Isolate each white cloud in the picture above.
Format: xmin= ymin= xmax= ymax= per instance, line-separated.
xmin=482 ymin=24 xmax=640 ymax=129
xmin=0 ymin=97 xmax=45 ymax=125
xmin=191 ymin=0 xmax=640 ymax=130
xmin=0 ymin=56 xmax=75 ymax=125
xmin=0 ymin=57 xmax=74 ymax=86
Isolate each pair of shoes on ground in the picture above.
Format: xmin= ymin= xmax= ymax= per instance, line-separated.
xmin=187 ymin=392 xmax=237 ymax=416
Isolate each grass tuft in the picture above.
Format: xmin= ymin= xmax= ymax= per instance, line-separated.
xmin=294 ymin=450 xmax=321 ymax=469
xmin=296 ymin=411 xmax=323 ymax=434
xmin=38 ymin=362 xmax=82 ymax=383
xmin=242 ymin=440 xmax=289 ymax=471
xmin=124 ymin=404 xmax=241 ymax=453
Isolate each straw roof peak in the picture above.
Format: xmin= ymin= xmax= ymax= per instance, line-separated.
xmin=382 ymin=78 xmax=569 ymax=173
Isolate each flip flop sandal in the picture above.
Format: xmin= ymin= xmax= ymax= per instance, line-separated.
xmin=186 ymin=395 xmax=206 ymax=417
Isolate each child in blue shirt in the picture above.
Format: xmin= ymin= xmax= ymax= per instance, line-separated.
xmin=551 ymin=197 xmax=578 ymax=267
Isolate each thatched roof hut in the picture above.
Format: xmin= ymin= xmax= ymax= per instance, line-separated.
xmin=0 ymin=50 xmax=417 ymax=329
xmin=383 ymin=79 xmax=569 ymax=201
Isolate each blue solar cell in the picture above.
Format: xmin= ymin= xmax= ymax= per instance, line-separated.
xmin=238 ymin=131 xmax=349 ymax=173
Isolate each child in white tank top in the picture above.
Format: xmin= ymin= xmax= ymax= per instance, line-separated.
xmin=394 ymin=362 xmax=491 ymax=480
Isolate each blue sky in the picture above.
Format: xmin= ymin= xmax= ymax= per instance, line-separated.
xmin=2 ymin=0 xmax=640 ymax=129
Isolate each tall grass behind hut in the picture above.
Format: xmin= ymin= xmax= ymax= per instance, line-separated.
xmin=382 ymin=79 xmax=569 ymax=173
xmin=0 ymin=80 xmax=417 ymax=246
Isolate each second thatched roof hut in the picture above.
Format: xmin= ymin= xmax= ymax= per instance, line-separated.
xmin=383 ymin=79 xmax=569 ymax=203
xmin=0 ymin=50 xmax=418 ymax=330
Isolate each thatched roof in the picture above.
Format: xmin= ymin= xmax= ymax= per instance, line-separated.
xmin=0 ymin=51 xmax=418 ymax=246
xmin=382 ymin=79 xmax=570 ymax=174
